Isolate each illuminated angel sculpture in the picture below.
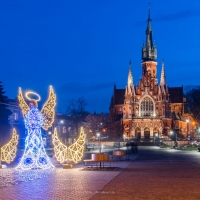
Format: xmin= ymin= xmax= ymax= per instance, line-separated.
xmin=16 ymin=86 xmax=56 ymax=170
xmin=52 ymin=127 xmax=86 ymax=164
xmin=0 ymin=128 xmax=18 ymax=166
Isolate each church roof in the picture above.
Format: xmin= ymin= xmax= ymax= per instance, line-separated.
xmin=114 ymin=87 xmax=183 ymax=104
xmin=114 ymin=89 xmax=125 ymax=104
xmin=168 ymin=87 xmax=183 ymax=103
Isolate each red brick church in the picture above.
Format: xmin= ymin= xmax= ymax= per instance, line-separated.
xmin=109 ymin=8 xmax=195 ymax=140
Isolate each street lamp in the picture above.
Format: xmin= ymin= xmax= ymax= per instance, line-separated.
xmin=97 ymin=133 xmax=101 ymax=153
xmin=170 ymin=130 xmax=173 ymax=148
xmin=186 ymin=119 xmax=190 ymax=144
xmin=154 ymin=133 xmax=158 ymax=146
xmin=170 ymin=130 xmax=177 ymax=148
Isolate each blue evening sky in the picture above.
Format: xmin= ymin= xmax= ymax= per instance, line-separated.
xmin=0 ymin=0 xmax=200 ymax=113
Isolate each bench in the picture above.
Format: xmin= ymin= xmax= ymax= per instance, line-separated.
xmin=112 ymin=150 xmax=129 ymax=160
xmin=111 ymin=155 xmax=129 ymax=160
xmin=83 ymin=159 xmax=118 ymax=168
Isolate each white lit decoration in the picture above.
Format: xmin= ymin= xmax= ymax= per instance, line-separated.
xmin=16 ymin=86 xmax=56 ymax=170
xmin=1 ymin=128 xmax=18 ymax=164
xmin=52 ymin=127 xmax=86 ymax=163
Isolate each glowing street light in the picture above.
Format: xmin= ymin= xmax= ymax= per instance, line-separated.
xmin=96 ymin=133 xmax=101 ymax=153
xmin=186 ymin=119 xmax=190 ymax=143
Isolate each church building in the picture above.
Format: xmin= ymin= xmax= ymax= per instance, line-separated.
xmin=109 ymin=9 xmax=195 ymax=140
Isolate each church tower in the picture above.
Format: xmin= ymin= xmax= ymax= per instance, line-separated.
xmin=124 ymin=61 xmax=135 ymax=119
xmin=141 ymin=6 xmax=157 ymax=79
xmin=109 ymin=6 xmax=194 ymax=140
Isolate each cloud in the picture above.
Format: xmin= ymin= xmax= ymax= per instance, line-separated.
xmin=134 ymin=9 xmax=200 ymax=27
xmin=58 ymin=82 xmax=113 ymax=94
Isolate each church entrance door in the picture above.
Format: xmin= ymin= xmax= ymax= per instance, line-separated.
xmin=144 ymin=128 xmax=150 ymax=139
xmin=135 ymin=127 xmax=141 ymax=139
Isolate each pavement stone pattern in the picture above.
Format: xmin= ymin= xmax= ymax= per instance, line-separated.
xmin=91 ymin=147 xmax=200 ymax=200
xmin=0 ymin=162 xmax=130 ymax=200
xmin=0 ymin=147 xmax=200 ymax=200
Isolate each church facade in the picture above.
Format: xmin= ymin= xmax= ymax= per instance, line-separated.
xmin=109 ymin=9 xmax=195 ymax=140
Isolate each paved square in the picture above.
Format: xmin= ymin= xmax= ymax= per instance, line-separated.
xmin=0 ymin=162 xmax=130 ymax=200
xmin=1 ymin=147 xmax=200 ymax=200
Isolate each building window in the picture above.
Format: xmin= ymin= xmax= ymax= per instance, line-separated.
xmin=163 ymin=106 xmax=165 ymax=116
xmin=57 ymin=126 xmax=60 ymax=133
xmin=140 ymin=97 xmax=154 ymax=116
xmin=63 ymin=126 xmax=66 ymax=133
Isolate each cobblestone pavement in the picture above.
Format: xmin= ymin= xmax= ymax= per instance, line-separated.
xmin=0 ymin=161 xmax=131 ymax=200
xmin=1 ymin=147 xmax=200 ymax=200
xmin=91 ymin=147 xmax=200 ymax=200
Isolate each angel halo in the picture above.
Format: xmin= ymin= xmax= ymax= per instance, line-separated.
xmin=16 ymin=86 xmax=56 ymax=170
xmin=25 ymin=91 xmax=41 ymax=102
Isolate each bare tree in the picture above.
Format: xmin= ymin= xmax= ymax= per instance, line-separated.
xmin=84 ymin=113 xmax=108 ymax=139
xmin=106 ymin=120 xmax=123 ymax=140
xmin=66 ymin=97 xmax=88 ymax=135
xmin=184 ymin=85 xmax=200 ymax=123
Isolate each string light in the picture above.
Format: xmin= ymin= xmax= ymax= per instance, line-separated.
xmin=41 ymin=86 xmax=56 ymax=130
xmin=0 ymin=168 xmax=53 ymax=188
xmin=25 ymin=91 xmax=41 ymax=101
xmin=1 ymin=128 xmax=18 ymax=164
xmin=18 ymin=87 xmax=29 ymax=117
xmin=52 ymin=127 xmax=86 ymax=163
xmin=52 ymin=128 xmax=68 ymax=164
xmin=16 ymin=86 xmax=56 ymax=170
xmin=68 ymin=127 xmax=86 ymax=163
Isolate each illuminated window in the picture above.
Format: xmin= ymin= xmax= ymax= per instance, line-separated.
xmin=63 ymin=126 xmax=66 ymax=133
xmin=140 ymin=97 xmax=154 ymax=116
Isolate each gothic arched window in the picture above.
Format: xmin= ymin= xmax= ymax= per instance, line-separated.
xmin=140 ymin=97 xmax=154 ymax=116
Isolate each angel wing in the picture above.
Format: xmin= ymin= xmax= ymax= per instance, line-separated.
xmin=18 ymin=87 xmax=29 ymax=117
xmin=41 ymin=86 xmax=56 ymax=130
xmin=52 ymin=128 xmax=68 ymax=164
xmin=1 ymin=128 xmax=18 ymax=164
xmin=52 ymin=127 xmax=86 ymax=164
xmin=68 ymin=127 xmax=86 ymax=163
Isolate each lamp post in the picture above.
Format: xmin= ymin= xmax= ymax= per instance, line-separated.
xmin=170 ymin=130 xmax=177 ymax=148
xmin=197 ymin=127 xmax=200 ymax=142
xmin=97 ymin=133 xmax=101 ymax=153
xmin=154 ymin=133 xmax=158 ymax=146
xmin=170 ymin=130 xmax=173 ymax=148
xmin=186 ymin=119 xmax=190 ymax=144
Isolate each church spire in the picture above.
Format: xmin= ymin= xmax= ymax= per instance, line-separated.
xmin=128 ymin=60 xmax=133 ymax=86
xmin=125 ymin=60 xmax=135 ymax=96
xmin=142 ymin=5 xmax=157 ymax=62
xmin=160 ymin=60 xmax=166 ymax=86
